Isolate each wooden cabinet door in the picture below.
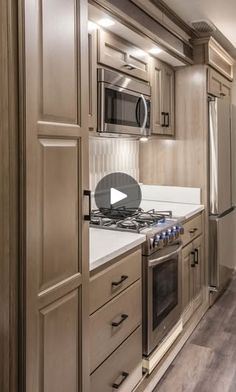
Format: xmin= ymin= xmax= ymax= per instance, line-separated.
xmin=150 ymin=58 xmax=164 ymax=134
xmin=98 ymin=29 xmax=150 ymax=81
xmin=163 ymin=65 xmax=175 ymax=136
xmin=88 ymin=29 xmax=97 ymax=131
xmin=21 ymin=1 xmax=89 ymax=391
xmin=150 ymin=58 xmax=175 ymax=136
xmin=192 ymin=235 xmax=203 ymax=300
xmin=208 ymin=67 xmax=232 ymax=98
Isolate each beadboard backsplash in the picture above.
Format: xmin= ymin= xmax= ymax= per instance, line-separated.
xmin=89 ymin=137 xmax=139 ymax=191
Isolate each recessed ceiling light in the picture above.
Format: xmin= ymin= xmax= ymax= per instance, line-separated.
xmin=88 ymin=21 xmax=98 ymax=32
xmin=98 ymin=18 xmax=115 ymax=27
xmin=149 ymin=47 xmax=163 ymax=55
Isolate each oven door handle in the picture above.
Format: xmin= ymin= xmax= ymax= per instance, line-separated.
xmin=148 ymin=244 xmax=183 ymax=268
xmin=140 ymin=94 xmax=148 ymax=134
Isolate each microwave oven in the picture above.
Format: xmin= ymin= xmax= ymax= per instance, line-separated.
xmin=98 ymin=68 xmax=151 ymax=137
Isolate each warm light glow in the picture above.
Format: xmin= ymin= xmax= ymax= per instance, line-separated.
xmin=139 ymin=136 xmax=149 ymax=142
xmin=98 ymin=18 xmax=115 ymax=27
xmin=132 ymin=49 xmax=146 ymax=58
xmin=88 ymin=21 xmax=98 ymax=32
xmin=148 ymin=47 xmax=163 ymax=55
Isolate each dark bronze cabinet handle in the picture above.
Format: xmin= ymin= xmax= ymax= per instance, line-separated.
xmin=161 ymin=111 xmax=166 ymax=127
xmin=166 ymin=112 xmax=170 ymax=127
xmin=189 ymin=228 xmax=198 ymax=234
xmin=111 ymin=275 xmax=128 ymax=287
xmin=191 ymin=251 xmax=195 ymax=267
xmin=194 ymin=248 xmax=199 ymax=264
xmin=84 ymin=190 xmax=91 ymax=221
xmin=112 ymin=371 xmax=129 ymax=389
xmin=111 ymin=314 xmax=128 ymax=327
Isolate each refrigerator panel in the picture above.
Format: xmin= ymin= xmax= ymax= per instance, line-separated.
xmin=209 ymin=208 xmax=236 ymax=289
xmin=209 ymin=97 xmax=232 ymax=215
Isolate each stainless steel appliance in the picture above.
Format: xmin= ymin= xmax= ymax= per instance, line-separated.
xmin=98 ymin=68 xmax=151 ymax=137
xmin=209 ymin=95 xmax=235 ymax=300
xmin=90 ymin=208 xmax=184 ymax=356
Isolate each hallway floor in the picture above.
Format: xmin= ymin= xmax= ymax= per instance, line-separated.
xmin=153 ymin=276 xmax=236 ymax=392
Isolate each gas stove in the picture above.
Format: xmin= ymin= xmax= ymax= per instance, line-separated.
xmin=90 ymin=207 xmax=184 ymax=255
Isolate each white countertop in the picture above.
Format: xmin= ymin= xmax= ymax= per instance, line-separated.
xmin=89 ymin=228 xmax=146 ymax=272
xmin=140 ymin=200 xmax=204 ymax=221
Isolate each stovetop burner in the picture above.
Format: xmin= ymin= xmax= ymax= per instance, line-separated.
xmin=90 ymin=208 xmax=173 ymax=233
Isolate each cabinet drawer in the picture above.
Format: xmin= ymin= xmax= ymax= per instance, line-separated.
xmin=90 ymin=249 xmax=141 ymax=314
xmin=91 ymin=327 xmax=142 ymax=392
xmin=182 ymin=214 xmax=202 ymax=246
xmin=90 ymin=280 xmax=142 ymax=372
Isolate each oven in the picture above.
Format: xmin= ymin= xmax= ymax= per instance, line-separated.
xmin=143 ymin=240 xmax=182 ymax=356
xmin=98 ymin=68 xmax=151 ymax=137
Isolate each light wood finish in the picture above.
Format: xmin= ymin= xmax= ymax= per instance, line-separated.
xmin=154 ymin=276 xmax=236 ymax=392
xmin=208 ymin=67 xmax=232 ymax=98
xmin=19 ymin=1 xmax=90 ymax=391
xmin=150 ymin=57 xmax=175 ymax=136
xmin=182 ymin=214 xmax=203 ymax=247
xmin=90 ymin=248 xmax=141 ymax=315
xmin=91 ymin=0 xmax=193 ymax=64
xmin=0 ymin=0 xmax=18 ymax=391
xmin=91 ymin=327 xmax=142 ymax=392
xmin=90 ymin=280 xmax=142 ymax=372
xmin=88 ymin=29 xmax=97 ymax=131
xmin=182 ymin=235 xmax=204 ymax=326
xmin=140 ymin=65 xmax=208 ymax=203
xmin=98 ymin=29 xmax=150 ymax=81
xmin=193 ymin=37 xmax=234 ymax=81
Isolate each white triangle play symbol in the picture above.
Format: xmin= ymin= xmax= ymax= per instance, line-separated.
xmin=110 ymin=187 xmax=127 ymax=205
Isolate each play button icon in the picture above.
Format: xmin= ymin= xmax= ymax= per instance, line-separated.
xmin=94 ymin=172 xmax=142 ymax=215
xmin=110 ymin=188 xmax=127 ymax=205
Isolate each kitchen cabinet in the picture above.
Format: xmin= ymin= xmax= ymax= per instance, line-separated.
xmin=98 ymin=29 xmax=150 ymax=81
xmin=150 ymin=57 xmax=175 ymax=136
xmin=182 ymin=214 xmax=204 ymax=325
xmin=89 ymin=248 xmax=143 ymax=390
xmin=208 ymin=67 xmax=232 ymax=98
xmin=21 ymin=1 xmax=90 ymax=391
xmin=88 ymin=28 xmax=97 ymax=131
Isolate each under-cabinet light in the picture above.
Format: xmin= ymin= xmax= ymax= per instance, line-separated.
xmin=139 ymin=136 xmax=149 ymax=142
xmin=98 ymin=18 xmax=115 ymax=27
xmin=148 ymin=47 xmax=163 ymax=55
xmin=88 ymin=21 xmax=98 ymax=32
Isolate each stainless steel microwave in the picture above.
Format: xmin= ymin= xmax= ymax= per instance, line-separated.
xmin=98 ymin=68 xmax=151 ymax=137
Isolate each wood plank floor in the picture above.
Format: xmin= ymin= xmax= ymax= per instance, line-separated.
xmin=153 ymin=276 xmax=236 ymax=392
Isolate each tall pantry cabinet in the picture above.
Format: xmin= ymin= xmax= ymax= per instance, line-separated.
xmin=20 ymin=1 xmax=90 ymax=391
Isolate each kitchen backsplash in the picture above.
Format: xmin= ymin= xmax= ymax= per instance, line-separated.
xmin=89 ymin=137 xmax=139 ymax=191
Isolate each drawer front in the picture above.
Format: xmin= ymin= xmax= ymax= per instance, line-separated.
xmin=90 ymin=280 xmax=142 ymax=372
xmin=182 ymin=214 xmax=202 ymax=247
xmin=90 ymin=249 xmax=141 ymax=315
xmin=91 ymin=327 xmax=142 ymax=392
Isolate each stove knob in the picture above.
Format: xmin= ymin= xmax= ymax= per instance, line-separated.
xmin=154 ymin=234 xmax=161 ymax=247
xmin=167 ymin=229 xmax=174 ymax=241
xmin=161 ymin=232 xmax=168 ymax=245
xmin=149 ymin=237 xmax=154 ymax=249
xmin=177 ymin=225 xmax=184 ymax=235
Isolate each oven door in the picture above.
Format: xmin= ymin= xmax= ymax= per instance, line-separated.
xmin=98 ymin=82 xmax=150 ymax=136
xmin=144 ymin=242 xmax=182 ymax=356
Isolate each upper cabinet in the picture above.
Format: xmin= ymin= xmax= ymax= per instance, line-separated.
xmin=97 ymin=29 xmax=150 ymax=82
xmin=208 ymin=67 xmax=232 ymax=98
xmin=193 ymin=37 xmax=234 ymax=81
xmin=150 ymin=57 xmax=175 ymax=136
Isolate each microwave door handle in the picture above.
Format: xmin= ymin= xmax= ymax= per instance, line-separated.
xmin=140 ymin=94 xmax=148 ymax=134
xmin=148 ymin=243 xmax=182 ymax=268
xmin=135 ymin=97 xmax=141 ymax=126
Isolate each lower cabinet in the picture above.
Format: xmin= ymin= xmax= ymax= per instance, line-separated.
xmin=90 ymin=327 xmax=142 ymax=392
xmin=182 ymin=234 xmax=204 ymax=325
xmin=89 ymin=248 xmax=143 ymax=391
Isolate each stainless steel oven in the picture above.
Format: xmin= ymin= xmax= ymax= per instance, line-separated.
xmin=143 ymin=240 xmax=182 ymax=356
xmin=98 ymin=68 xmax=151 ymax=137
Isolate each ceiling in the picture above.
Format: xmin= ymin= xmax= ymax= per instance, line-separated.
xmin=164 ymin=0 xmax=236 ymax=49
